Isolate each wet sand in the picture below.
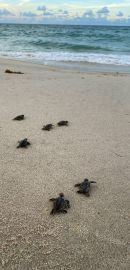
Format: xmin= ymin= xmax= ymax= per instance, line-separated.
xmin=0 ymin=58 xmax=130 ymax=270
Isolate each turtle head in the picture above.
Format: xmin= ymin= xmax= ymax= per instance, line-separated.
xmin=59 ymin=193 xmax=64 ymax=197
xmin=84 ymin=178 xmax=89 ymax=182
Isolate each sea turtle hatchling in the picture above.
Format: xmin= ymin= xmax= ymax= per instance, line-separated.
xmin=42 ymin=124 xmax=53 ymax=131
xmin=75 ymin=178 xmax=96 ymax=196
xmin=5 ymin=69 xmax=24 ymax=74
xmin=57 ymin=121 xmax=68 ymax=126
xmin=17 ymin=138 xmax=31 ymax=148
xmin=49 ymin=193 xmax=70 ymax=215
xmin=13 ymin=115 xmax=24 ymax=121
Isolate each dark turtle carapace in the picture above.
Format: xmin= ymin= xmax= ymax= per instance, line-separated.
xmin=13 ymin=115 xmax=24 ymax=121
xmin=42 ymin=124 xmax=53 ymax=131
xmin=57 ymin=121 xmax=68 ymax=127
xmin=17 ymin=138 xmax=31 ymax=148
xmin=49 ymin=193 xmax=70 ymax=215
xmin=75 ymin=178 xmax=96 ymax=196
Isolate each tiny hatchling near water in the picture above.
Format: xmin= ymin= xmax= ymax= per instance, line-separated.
xmin=13 ymin=115 xmax=24 ymax=121
xmin=75 ymin=178 xmax=97 ymax=196
xmin=57 ymin=120 xmax=68 ymax=126
xmin=50 ymin=193 xmax=70 ymax=215
xmin=42 ymin=124 xmax=54 ymax=131
xmin=17 ymin=138 xmax=31 ymax=148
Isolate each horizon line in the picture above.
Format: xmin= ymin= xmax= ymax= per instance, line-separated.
xmin=0 ymin=22 xmax=130 ymax=27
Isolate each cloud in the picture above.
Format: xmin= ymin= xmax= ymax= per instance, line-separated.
xmin=43 ymin=11 xmax=54 ymax=16
xmin=0 ymin=2 xmax=130 ymax=26
xmin=97 ymin=6 xmax=110 ymax=17
xmin=83 ymin=10 xmax=94 ymax=18
xmin=58 ymin=9 xmax=69 ymax=16
xmin=37 ymin=5 xmax=67 ymax=17
xmin=20 ymin=11 xmax=37 ymax=17
xmin=116 ymin=11 xmax=124 ymax=17
xmin=37 ymin=6 xmax=47 ymax=12
xmin=62 ymin=10 xmax=69 ymax=15
xmin=0 ymin=8 xmax=14 ymax=16
xmin=37 ymin=5 xmax=54 ymax=16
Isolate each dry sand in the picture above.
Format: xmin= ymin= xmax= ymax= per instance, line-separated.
xmin=0 ymin=58 xmax=130 ymax=270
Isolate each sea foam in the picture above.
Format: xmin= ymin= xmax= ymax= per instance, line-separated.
xmin=0 ymin=51 xmax=130 ymax=66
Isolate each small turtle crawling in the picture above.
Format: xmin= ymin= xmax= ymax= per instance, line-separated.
xmin=17 ymin=138 xmax=31 ymax=148
xmin=42 ymin=124 xmax=53 ymax=131
xmin=57 ymin=121 xmax=68 ymax=126
xmin=13 ymin=115 xmax=24 ymax=121
xmin=75 ymin=178 xmax=96 ymax=196
xmin=5 ymin=69 xmax=24 ymax=74
xmin=50 ymin=193 xmax=70 ymax=215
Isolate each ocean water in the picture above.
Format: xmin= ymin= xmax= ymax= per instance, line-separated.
xmin=0 ymin=24 xmax=130 ymax=69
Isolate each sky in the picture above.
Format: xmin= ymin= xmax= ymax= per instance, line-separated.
xmin=0 ymin=0 xmax=130 ymax=25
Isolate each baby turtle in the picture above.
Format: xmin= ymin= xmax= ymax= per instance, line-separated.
xmin=75 ymin=178 xmax=96 ymax=196
xmin=13 ymin=115 xmax=24 ymax=121
xmin=57 ymin=121 xmax=68 ymax=126
xmin=17 ymin=138 xmax=31 ymax=148
xmin=5 ymin=69 xmax=24 ymax=74
xmin=42 ymin=124 xmax=53 ymax=131
xmin=49 ymin=193 xmax=70 ymax=215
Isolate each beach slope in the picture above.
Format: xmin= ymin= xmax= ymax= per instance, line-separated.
xmin=0 ymin=58 xmax=130 ymax=270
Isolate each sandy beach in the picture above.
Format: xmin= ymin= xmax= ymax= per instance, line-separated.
xmin=0 ymin=58 xmax=130 ymax=270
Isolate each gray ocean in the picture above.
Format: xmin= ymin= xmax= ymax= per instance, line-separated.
xmin=0 ymin=24 xmax=130 ymax=68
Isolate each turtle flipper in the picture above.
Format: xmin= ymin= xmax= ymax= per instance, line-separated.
xmin=77 ymin=190 xmax=83 ymax=194
xmin=50 ymin=209 xmax=55 ymax=215
xmin=90 ymin=181 xmax=97 ymax=184
xmin=61 ymin=209 xmax=67 ymax=214
xmin=75 ymin=183 xmax=81 ymax=187
xmin=27 ymin=142 xmax=31 ymax=145
xmin=85 ymin=191 xmax=90 ymax=197
xmin=65 ymin=200 xmax=70 ymax=208
xmin=49 ymin=198 xmax=56 ymax=201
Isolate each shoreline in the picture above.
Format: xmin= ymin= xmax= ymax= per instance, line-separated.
xmin=0 ymin=55 xmax=130 ymax=74
xmin=0 ymin=57 xmax=130 ymax=270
